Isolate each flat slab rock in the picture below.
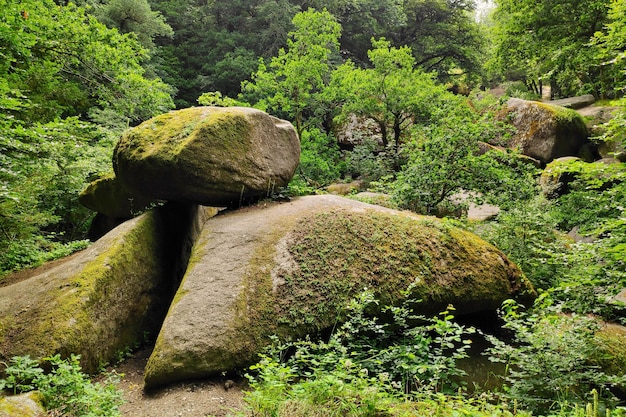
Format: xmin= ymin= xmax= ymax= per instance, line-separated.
xmin=144 ymin=195 xmax=535 ymax=388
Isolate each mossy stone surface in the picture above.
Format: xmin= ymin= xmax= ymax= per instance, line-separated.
xmin=503 ymin=98 xmax=589 ymax=165
xmin=0 ymin=203 xmax=215 ymax=374
xmin=0 ymin=392 xmax=45 ymax=417
xmin=144 ymin=195 xmax=535 ymax=388
xmin=113 ymin=106 xmax=300 ymax=207
xmin=78 ymin=172 xmax=158 ymax=218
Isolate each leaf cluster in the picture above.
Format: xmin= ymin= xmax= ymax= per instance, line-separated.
xmin=0 ymin=354 xmax=123 ymax=416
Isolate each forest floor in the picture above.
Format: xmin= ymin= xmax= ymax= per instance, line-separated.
xmin=111 ymin=347 xmax=247 ymax=417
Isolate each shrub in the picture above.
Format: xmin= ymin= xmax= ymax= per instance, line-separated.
xmin=242 ymin=290 xmax=478 ymax=416
xmin=0 ymin=354 xmax=123 ymax=417
xmin=485 ymin=298 xmax=626 ymax=415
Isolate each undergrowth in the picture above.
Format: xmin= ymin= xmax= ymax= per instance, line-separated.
xmin=0 ymin=354 xmax=123 ymax=416
xmin=238 ymin=291 xmax=626 ymax=417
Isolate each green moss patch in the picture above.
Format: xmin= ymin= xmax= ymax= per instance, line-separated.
xmin=234 ymin=209 xmax=533 ymax=346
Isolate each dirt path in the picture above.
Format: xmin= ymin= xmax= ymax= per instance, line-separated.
xmin=111 ymin=347 xmax=247 ymax=417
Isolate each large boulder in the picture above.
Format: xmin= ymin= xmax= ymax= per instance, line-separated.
xmin=501 ymin=98 xmax=589 ymax=165
xmin=113 ymin=106 xmax=300 ymax=207
xmin=0 ymin=203 xmax=216 ymax=373
xmin=144 ymin=195 xmax=535 ymax=388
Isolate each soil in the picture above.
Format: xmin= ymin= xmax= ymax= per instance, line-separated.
xmin=110 ymin=346 xmax=247 ymax=417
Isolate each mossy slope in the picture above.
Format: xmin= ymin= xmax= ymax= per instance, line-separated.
xmin=144 ymin=195 xmax=535 ymax=388
xmin=0 ymin=203 xmax=216 ymax=373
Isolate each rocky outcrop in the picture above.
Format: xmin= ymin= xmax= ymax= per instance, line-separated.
xmin=113 ymin=106 xmax=300 ymax=208
xmin=0 ymin=203 xmax=216 ymax=373
xmin=501 ymin=98 xmax=589 ymax=165
xmin=144 ymin=195 xmax=535 ymax=388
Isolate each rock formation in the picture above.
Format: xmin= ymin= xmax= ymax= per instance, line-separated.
xmin=500 ymin=98 xmax=589 ymax=165
xmin=0 ymin=203 xmax=217 ymax=373
xmin=143 ymin=195 xmax=535 ymax=388
xmin=112 ymin=106 xmax=300 ymax=208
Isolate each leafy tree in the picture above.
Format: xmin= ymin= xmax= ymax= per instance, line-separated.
xmin=94 ymin=0 xmax=173 ymax=50
xmin=0 ymin=0 xmax=173 ymax=273
xmin=297 ymin=0 xmax=406 ymax=64
xmin=392 ymin=96 xmax=538 ymax=215
xmin=1 ymin=0 xmax=173 ymax=126
xmin=150 ymin=0 xmax=299 ymax=104
xmin=241 ymin=8 xmax=341 ymax=138
xmin=331 ymin=38 xmax=446 ymax=165
xmin=392 ymin=0 xmax=484 ymax=83
xmin=489 ymin=0 xmax=612 ymax=98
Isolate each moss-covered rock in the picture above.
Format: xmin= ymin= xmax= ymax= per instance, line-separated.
xmin=113 ymin=106 xmax=300 ymax=207
xmin=539 ymin=157 xmax=581 ymax=198
xmin=0 ymin=203 xmax=217 ymax=373
xmin=0 ymin=392 xmax=45 ymax=417
xmin=144 ymin=195 xmax=535 ymax=388
xmin=501 ymin=98 xmax=589 ymax=165
xmin=78 ymin=172 xmax=158 ymax=218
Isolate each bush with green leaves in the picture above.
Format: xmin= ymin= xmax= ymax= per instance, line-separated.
xmin=295 ymin=128 xmax=345 ymax=188
xmin=485 ymin=298 xmax=626 ymax=415
xmin=0 ymin=354 xmax=123 ymax=416
xmin=392 ymin=114 xmax=537 ymax=216
xmin=243 ymin=290 xmax=480 ymax=416
xmin=477 ymin=196 xmax=569 ymax=291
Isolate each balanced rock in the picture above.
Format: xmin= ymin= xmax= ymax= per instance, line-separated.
xmin=501 ymin=98 xmax=589 ymax=165
xmin=0 ymin=203 xmax=216 ymax=373
xmin=144 ymin=195 xmax=535 ymax=388
xmin=113 ymin=106 xmax=300 ymax=207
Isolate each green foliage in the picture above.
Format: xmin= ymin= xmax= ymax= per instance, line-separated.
xmin=478 ymin=197 xmax=569 ymax=290
xmin=345 ymin=139 xmax=395 ymax=183
xmin=0 ymin=0 xmax=174 ymax=126
xmin=243 ymin=291 xmax=481 ymax=416
xmin=392 ymin=98 xmax=538 ymax=216
xmin=197 ymin=91 xmax=248 ymax=107
xmin=0 ymin=356 xmax=42 ymax=394
xmin=485 ymin=299 xmax=626 ymax=414
xmin=331 ymin=38 xmax=446 ymax=160
xmin=295 ymin=128 xmax=344 ymax=187
xmin=392 ymin=0 xmax=485 ymax=83
xmin=0 ymin=117 xmax=114 ymax=274
xmin=0 ymin=354 xmax=123 ymax=416
xmin=94 ymin=0 xmax=173 ymax=50
xmin=489 ymin=0 xmax=612 ymax=98
xmin=241 ymin=8 xmax=341 ymax=137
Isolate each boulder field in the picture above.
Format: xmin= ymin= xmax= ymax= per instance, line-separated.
xmin=1 ymin=106 xmax=544 ymax=389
